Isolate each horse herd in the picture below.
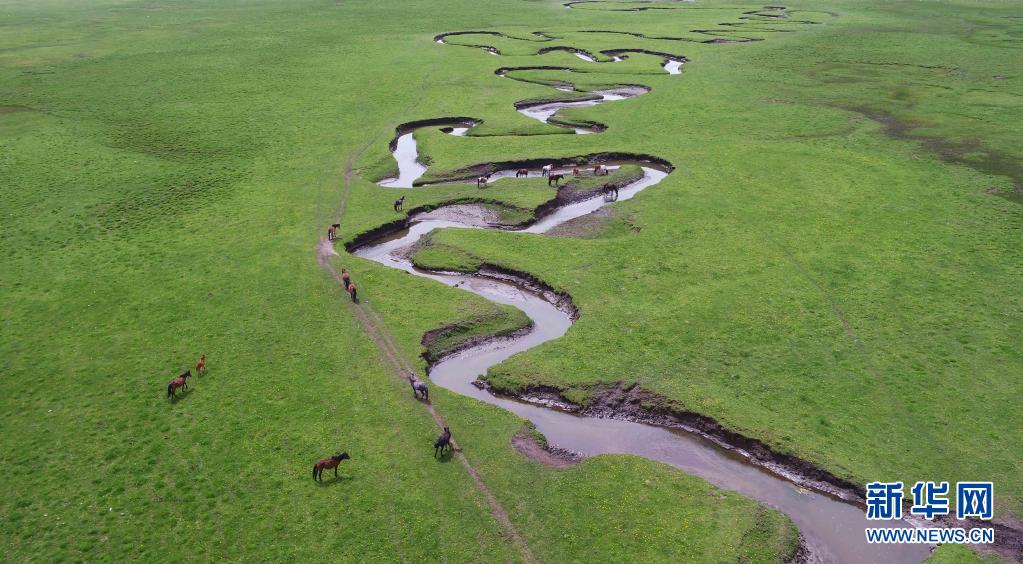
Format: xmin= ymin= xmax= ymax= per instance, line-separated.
xmin=165 ymin=354 xmax=451 ymax=482
xmin=478 ymin=162 xmax=613 ymax=189
xmin=165 ymin=354 xmax=205 ymax=399
xmin=309 ymin=372 xmax=450 ymax=481
xmin=304 ymin=161 xmax=620 ymax=484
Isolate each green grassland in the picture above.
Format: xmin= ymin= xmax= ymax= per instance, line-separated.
xmin=0 ymin=0 xmax=827 ymax=561
xmin=380 ymin=0 xmax=1023 ymax=525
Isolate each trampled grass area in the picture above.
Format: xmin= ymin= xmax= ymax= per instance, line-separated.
xmin=0 ymin=0 xmax=823 ymax=561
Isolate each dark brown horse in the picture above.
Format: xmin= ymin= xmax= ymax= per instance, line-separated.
xmin=347 ymin=282 xmax=357 ymax=302
xmin=327 ymin=223 xmax=340 ymax=241
xmin=167 ymin=370 xmax=191 ymax=399
xmin=394 ymin=196 xmax=405 ymax=212
xmin=515 ymin=168 xmax=529 ymax=178
xmin=548 ymin=174 xmax=564 ymax=187
xmin=313 ymin=452 xmax=350 ymax=481
xmin=434 ymin=427 xmax=452 ymax=458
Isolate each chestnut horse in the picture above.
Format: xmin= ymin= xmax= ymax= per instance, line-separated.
xmin=195 ymin=355 xmax=206 ymax=374
xmin=347 ymin=282 xmax=357 ymax=302
xmin=313 ymin=452 xmax=351 ymax=481
xmin=167 ymin=370 xmax=191 ymax=399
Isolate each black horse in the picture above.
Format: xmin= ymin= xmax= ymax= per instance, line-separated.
xmin=408 ymin=373 xmax=429 ymax=401
xmin=394 ymin=196 xmax=405 ymax=212
xmin=434 ymin=427 xmax=452 ymax=458
xmin=548 ymin=174 xmax=564 ymax=187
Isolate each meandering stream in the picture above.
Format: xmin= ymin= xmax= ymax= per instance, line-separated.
xmin=356 ymin=27 xmax=933 ymax=564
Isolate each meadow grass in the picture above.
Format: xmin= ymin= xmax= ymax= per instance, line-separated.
xmin=381 ymin=0 xmax=1023 ymax=526
xmin=0 ymin=0 xmax=818 ymax=561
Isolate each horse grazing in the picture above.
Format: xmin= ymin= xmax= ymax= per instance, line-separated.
xmin=434 ymin=427 xmax=452 ymax=458
xmin=477 ymin=174 xmax=491 ymax=189
xmin=572 ymin=167 xmax=580 ymax=176
xmin=541 ymin=164 xmax=553 ymax=177
xmin=312 ymin=451 xmax=351 ymax=481
xmin=408 ymin=373 xmax=429 ymax=400
xmin=515 ymin=168 xmax=529 ymax=178
xmin=548 ymin=174 xmax=565 ymax=187
xmin=195 ymin=355 xmax=206 ymax=374
xmin=327 ymin=223 xmax=340 ymax=241
xmin=167 ymin=370 xmax=191 ymax=399
xmin=347 ymin=282 xmax=357 ymax=302
xmin=341 ymin=268 xmax=350 ymax=287
xmin=394 ymin=196 xmax=405 ymax=212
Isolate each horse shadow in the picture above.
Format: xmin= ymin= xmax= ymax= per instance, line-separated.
xmin=434 ymin=449 xmax=455 ymax=463
xmin=168 ymin=388 xmax=193 ymax=402
xmin=315 ymin=475 xmax=352 ymax=487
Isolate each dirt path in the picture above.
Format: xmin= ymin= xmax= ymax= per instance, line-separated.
xmin=314 ymin=44 xmax=538 ymax=564
xmin=319 ymin=240 xmax=538 ymax=563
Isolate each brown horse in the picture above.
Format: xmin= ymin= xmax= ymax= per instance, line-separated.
xmin=394 ymin=196 xmax=405 ymax=212
xmin=572 ymin=167 xmax=580 ymax=176
xmin=195 ymin=355 xmax=206 ymax=374
xmin=515 ymin=168 xmax=529 ymax=178
xmin=341 ymin=268 xmax=350 ymax=287
xmin=347 ymin=282 xmax=357 ymax=302
xmin=548 ymin=174 xmax=564 ymax=187
xmin=327 ymin=223 xmax=340 ymax=241
xmin=313 ymin=452 xmax=351 ymax=481
xmin=593 ymin=165 xmax=604 ymax=176
xmin=477 ymin=174 xmax=490 ymax=188
xmin=167 ymin=370 xmax=191 ymax=399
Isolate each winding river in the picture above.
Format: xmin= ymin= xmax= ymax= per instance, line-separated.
xmin=355 ymin=18 xmax=934 ymax=564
